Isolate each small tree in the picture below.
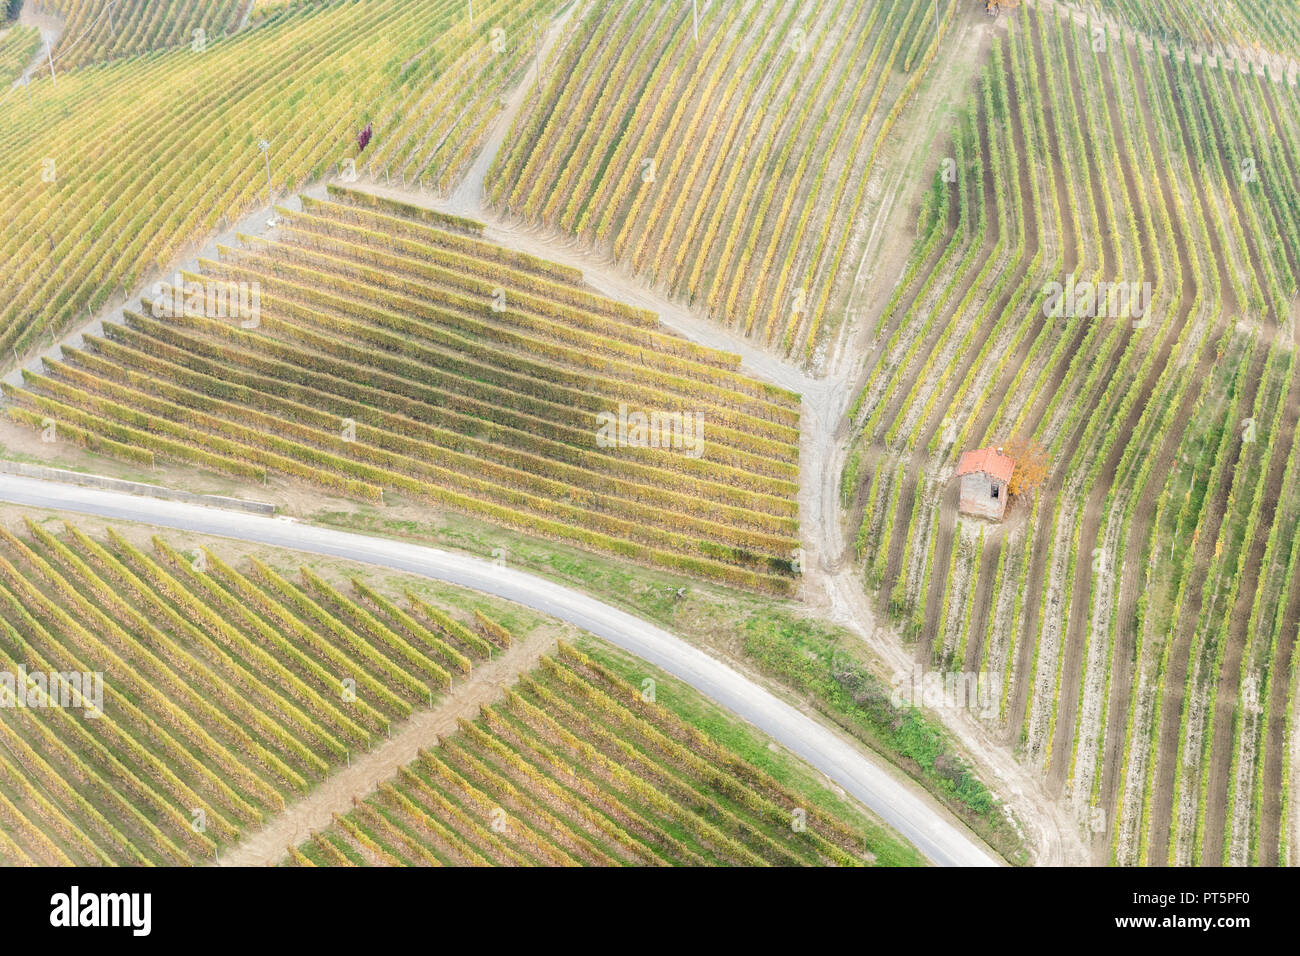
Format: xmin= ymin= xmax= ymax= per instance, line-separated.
xmin=1002 ymin=436 xmax=1048 ymax=497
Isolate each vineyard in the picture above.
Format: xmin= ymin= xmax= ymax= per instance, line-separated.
xmin=5 ymin=0 xmax=1298 ymax=874
xmin=0 ymin=22 xmax=38 ymax=81
xmin=0 ymin=520 xmax=512 ymax=865
xmin=484 ymin=0 xmax=951 ymax=362
xmin=287 ymin=642 xmax=902 ymax=866
xmin=0 ymin=0 xmax=556 ymax=363
xmin=1092 ymin=0 xmax=1300 ymax=65
xmin=2 ymin=186 xmax=803 ymax=593
xmin=33 ymin=0 xmax=247 ymax=68
xmin=844 ymin=3 xmax=1300 ymax=865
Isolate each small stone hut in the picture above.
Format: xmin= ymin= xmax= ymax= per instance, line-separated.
xmin=956 ymin=447 xmax=1015 ymax=521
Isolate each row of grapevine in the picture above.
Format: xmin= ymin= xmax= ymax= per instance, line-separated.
xmin=290 ymin=643 xmax=896 ymax=867
xmin=1093 ymin=0 xmax=1300 ymax=68
xmin=34 ymin=0 xmax=244 ymax=69
xmin=485 ymin=0 xmax=949 ymax=362
xmin=0 ymin=520 xmax=512 ymax=865
xmin=0 ymin=22 xmax=38 ymax=81
xmin=5 ymin=187 xmax=804 ymax=592
xmin=841 ymin=2 xmax=1300 ymax=865
xmin=0 ymin=0 xmax=556 ymax=363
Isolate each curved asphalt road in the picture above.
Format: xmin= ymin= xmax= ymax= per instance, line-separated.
xmin=0 ymin=475 xmax=999 ymax=866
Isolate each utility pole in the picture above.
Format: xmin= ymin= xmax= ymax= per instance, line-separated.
xmin=45 ymin=35 xmax=56 ymax=87
xmin=693 ymin=0 xmax=698 ymax=43
xmin=468 ymin=0 xmax=473 ymax=28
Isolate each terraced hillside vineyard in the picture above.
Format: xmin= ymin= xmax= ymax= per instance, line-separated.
xmin=288 ymin=643 xmax=904 ymax=866
xmin=845 ymin=4 xmax=1300 ymax=866
xmin=3 ymin=187 xmax=802 ymax=592
xmin=0 ymin=520 xmax=512 ymax=865
xmin=486 ymin=0 xmax=952 ymax=361
xmin=0 ymin=0 xmax=554 ymax=360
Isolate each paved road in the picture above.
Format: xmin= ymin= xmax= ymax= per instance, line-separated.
xmin=0 ymin=475 xmax=1000 ymax=866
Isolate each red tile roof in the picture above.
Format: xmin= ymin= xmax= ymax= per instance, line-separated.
xmin=956 ymin=447 xmax=1015 ymax=484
